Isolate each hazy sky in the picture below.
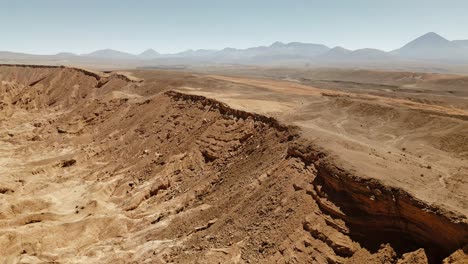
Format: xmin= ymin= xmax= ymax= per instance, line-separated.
xmin=1 ymin=0 xmax=467 ymax=54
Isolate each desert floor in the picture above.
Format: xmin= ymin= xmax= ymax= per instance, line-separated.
xmin=0 ymin=65 xmax=466 ymax=263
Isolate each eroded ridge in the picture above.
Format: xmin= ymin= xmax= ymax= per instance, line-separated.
xmin=0 ymin=66 xmax=466 ymax=263
xmin=287 ymin=143 xmax=468 ymax=260
xmin=166 ymin=90 xmax=468 ymax=262
xmin=0 ymin=64 xmax=142 ymax=82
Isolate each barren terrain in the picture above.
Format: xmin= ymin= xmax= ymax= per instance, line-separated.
xmin=0 ymin=65 xmax=467 ymax=263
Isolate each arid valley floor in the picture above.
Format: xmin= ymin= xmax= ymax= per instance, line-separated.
xmin=0 ymin=65 xmax=467 ymax=263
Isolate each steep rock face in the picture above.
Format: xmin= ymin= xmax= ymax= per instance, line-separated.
xmin=287 ymin=142 xmax=468 ymax=261
xmin=166 ymin=92 xmax=468 ymax=263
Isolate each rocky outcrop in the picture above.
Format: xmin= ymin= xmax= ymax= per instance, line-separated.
xmin=0 ymin=64 xmax=141 ymax=112
xmin=0 ymin=64 xmax=103 ymax=80
xmin=397 ymin=249 xmax=429 ymax=264
xmin=0 ymin=64 xmax=141 ymax=83
xmin=287 ymin=143 xmax=468 ymax=261
xmin=165 ymin=90 xmax=297 ymax=133
xmin=167 ymin=88 xmax=468 ymax=261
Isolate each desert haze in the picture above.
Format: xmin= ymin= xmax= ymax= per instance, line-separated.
xmin=2 ymin=32 xmax=468 ymax=74
xmin=1 ymin=1 xmax=468 ymax=264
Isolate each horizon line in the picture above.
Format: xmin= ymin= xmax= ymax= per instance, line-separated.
xmin=1 ymin=31 xmax=465 ymax=56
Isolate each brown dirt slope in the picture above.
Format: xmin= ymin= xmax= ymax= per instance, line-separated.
xmin=0 ymin=65 xmax=466 ymax=263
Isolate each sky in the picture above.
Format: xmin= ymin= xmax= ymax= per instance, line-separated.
xmin=1 ymin=0 xmax=467 ymax=55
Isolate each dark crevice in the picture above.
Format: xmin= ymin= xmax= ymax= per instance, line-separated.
xmin=201 ymin=150 xmax=217 ymax=163
xmin=311 ymin=164 xmax=466 ymax=264
xmin=29 ymin=76 xmax=47 ymax=86
xmin=284 ymin=141 xmax=467 ymax=263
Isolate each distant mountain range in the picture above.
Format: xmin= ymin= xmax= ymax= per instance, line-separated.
xmin=81 ymin=42 xmax=331 ymax=62
xmin=75 ymin=32 xmax=467 ymax=62
xmin=1 ymin=32 xmax=468 ymax=70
